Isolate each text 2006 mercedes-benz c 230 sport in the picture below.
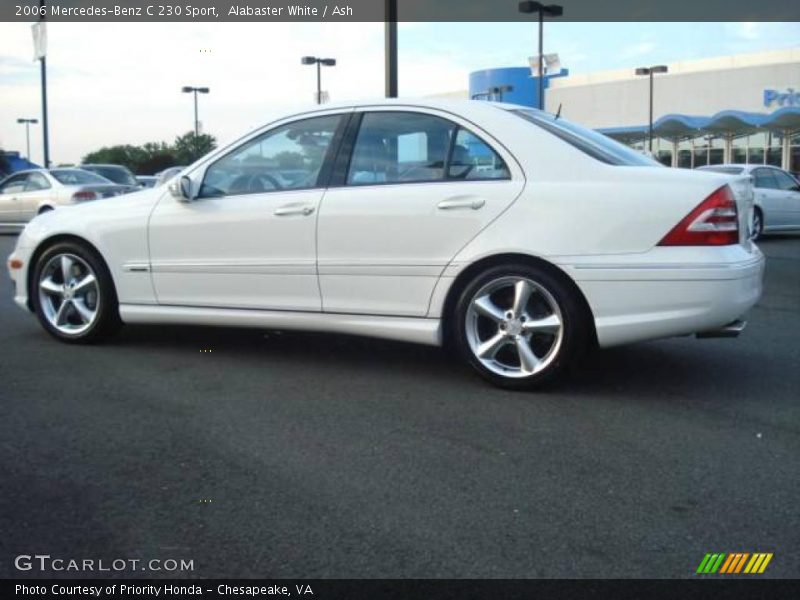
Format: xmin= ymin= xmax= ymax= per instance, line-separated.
xmin=6 ymin=100 xmax=765 ymax=389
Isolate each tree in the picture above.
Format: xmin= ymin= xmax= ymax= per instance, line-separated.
xmin=82 ymin=145 xmax=147 ymax=173
xmin=80 ymin=131 xmax=217 ymax=175
xmin=173 ymin=132 xmax=217 ymax=165
xmin=275 ymin=151 xmax=305 ymax=169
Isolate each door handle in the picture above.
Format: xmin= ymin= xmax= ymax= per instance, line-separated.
xmin=274 ymin=204 xmax=315 ymax=217
xmin=437 ymin=197 xmax=485 ymax=210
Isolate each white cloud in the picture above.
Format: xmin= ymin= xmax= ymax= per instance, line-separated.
xmin=0 ymin=22 xmax=392 ymax=164
xmin=726 ymin=22 xmax=761 ymax=41
xmin=619 ymin=41 xmax=656 ymax=59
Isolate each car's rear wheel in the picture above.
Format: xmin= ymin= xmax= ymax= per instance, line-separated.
xmin=452 ymin=264 xmax=589 ymax=389
xmin=31 ymin=241 xmax=122 ymax=343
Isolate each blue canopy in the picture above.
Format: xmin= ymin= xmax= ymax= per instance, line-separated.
xmin=1 ymin=151 xmax=41 ymax=177
xmin=598 ymin=108 xmax=800 ymax=141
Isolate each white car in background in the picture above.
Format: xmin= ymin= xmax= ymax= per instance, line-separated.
xmin=697 ymin=164 xmax=800 ymax=239
xmin=7 ymin=100 xmax=764 ymax=389
xmin=0 ymin=168 xmax=133 ymax=230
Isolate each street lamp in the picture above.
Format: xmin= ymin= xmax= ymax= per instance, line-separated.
xmin=519 ymin=1 xmax=563 ymax=110
xmin=16 ymin=118 xmax=39 ymax=161
xmin=635 ymin=65 xmax=668 ymax=153
xmin=301 ymin=56 xmax=337 ymax=104
xmin=181 ymin=86 xmax=210 ymax=138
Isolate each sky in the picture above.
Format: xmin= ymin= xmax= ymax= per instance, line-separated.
xmin=0 ymin=21 xmax=798 ymax=165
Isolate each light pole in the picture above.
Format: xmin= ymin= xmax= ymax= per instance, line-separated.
xmin=301 ymin=56 xmax=336 ymax=104
xmin=34 ymin=0 xmax=50 ymax=167
xmin=385 ymin=0 xmax=398 ymax=98
xmin=635 ymin=65 xmax=668 ymax=153
xmin=16 ymin=118 xmax=39 ymax=161
xmin=519 ymin=1 xmax=563 ymax=110
xmin=181 ymin=86 xmax=210 ymax=138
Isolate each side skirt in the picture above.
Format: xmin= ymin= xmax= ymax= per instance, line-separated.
xmin=119 ymin=304 xmax=443 ymax=347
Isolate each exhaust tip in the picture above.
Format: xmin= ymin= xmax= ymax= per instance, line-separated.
xmin=696 ymin=319 xmax=746 ymax=339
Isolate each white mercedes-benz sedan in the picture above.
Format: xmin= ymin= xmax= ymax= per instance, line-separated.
xmin=6 ymin=100 xmax=765 ymax=389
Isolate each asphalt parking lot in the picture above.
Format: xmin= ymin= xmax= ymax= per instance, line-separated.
xmin=0 ymin=233 xmax=797 ymax=579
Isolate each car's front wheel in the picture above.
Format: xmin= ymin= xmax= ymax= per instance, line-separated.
xmin=31 ymin=241 xmax=122 ymax=343
xmin=751 ymin=207 xmax=764 ymax=241
xmin=452 ymin=264 xmax=589 ymax=389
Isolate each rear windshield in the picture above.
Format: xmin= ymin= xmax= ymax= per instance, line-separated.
xmin=698 ymin=166 xmax=744 ymax=175
xmin=512 ymin=109 xmax=660 ymax=167
xmin=50 ymin=169 xmax=111 ymax=185
xmin=83 ymin=165 xmax=137 ymax=186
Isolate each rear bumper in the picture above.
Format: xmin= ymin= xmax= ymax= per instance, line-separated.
xmin=562 ymin=248 xmax=765 ymax=348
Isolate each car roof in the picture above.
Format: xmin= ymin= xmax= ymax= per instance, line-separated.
xmin=3 ymin=168 xmax=50 ymax=177
xmin=702 ymin=164 xmax=786 ymax=171
xmin=248 ymin=98 xmax=539 ymax=125
xmin=80 ymin=163 xmax=128 ymax=169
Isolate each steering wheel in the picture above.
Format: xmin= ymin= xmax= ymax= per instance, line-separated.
xmin=229 ymin=173 xmax=283 ymax=194
xmin=248 ymin=173 xmax=283 ymax=192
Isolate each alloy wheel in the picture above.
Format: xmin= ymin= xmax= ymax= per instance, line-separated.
xmin=465 ymin=276 xmax=564 ymax=378
xmin=38 ymin=253 xmax=100 ymax=336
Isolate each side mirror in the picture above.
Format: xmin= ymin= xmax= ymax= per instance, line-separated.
xmin=170 ymin=175 xmax=194 ymax=202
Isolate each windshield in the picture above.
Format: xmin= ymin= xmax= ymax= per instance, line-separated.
xmin=512 ymin=109 xmax=660 ymax=167
xmin=50 ymin=169 xmax=112 ymax=185
xmin=83 ymin=165 xmax=138 ymax=186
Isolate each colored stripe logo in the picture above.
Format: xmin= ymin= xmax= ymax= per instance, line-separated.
xmin=696 ymin=553 xmax=773 ymax=574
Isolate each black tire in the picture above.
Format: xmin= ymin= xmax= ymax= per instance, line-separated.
xmin=30 ymin=241 xmax=122 ymax=344
xmin=751 ymin=207 xmax=764 ymax=241
xmin=38 ymin=206 xmax=53 ymax=215
xmin=451 ymin=263 xmax=590 ymax=390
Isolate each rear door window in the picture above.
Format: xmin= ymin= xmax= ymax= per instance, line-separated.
xmin=753 ymin=169 xmax=778 ymax=189
xmin=346 ymin=111 xmax=510 ymax=186
xmin=772 ymin=169 xmax=800 ymax=191
xmin=0 ymin=174 xmax=29 ymax=194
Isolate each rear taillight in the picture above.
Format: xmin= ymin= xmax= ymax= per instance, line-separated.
xmin=658 ymin=185 xmax=739 ymax=246
xmin=72 ymin=190 xmax=98 ymax=202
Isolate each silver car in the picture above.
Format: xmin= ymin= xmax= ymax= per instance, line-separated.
xmin=154 ymin=166 xmax=187 ymax=187
xmin=0 ymin=168 xmax=132 ymax=230
xmin=697 ymin=164 xmax=800 ymax=239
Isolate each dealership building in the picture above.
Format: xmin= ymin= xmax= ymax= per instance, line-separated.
xmin=449 ymin=48 xmax=800 ymax=172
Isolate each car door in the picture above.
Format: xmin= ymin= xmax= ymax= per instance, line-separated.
xmin=752 ymin=167 xmax=788 ymax=228
xmin=18 ymin=171 xmax=54 ymax=220
xmin=316 ymin=108 xmax=524 ymax=317
xmin=148 ymin=112 xmax=347 ymax=311
xmin=0 ymin=173 xmax=30 ymax=223
xmin=771 ymin=168 xmax=800 ymax=228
